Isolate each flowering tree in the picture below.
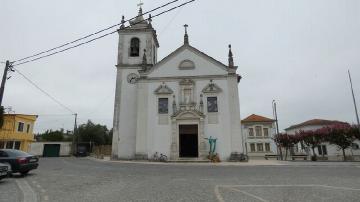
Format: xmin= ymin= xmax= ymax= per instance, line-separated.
xmin=297 ymin=127 xmax=329 ymax=161
xmin=273 ymin=133 xmax=299 ymax=160
xmin=326 ymin=124 xmax=354 ymax=161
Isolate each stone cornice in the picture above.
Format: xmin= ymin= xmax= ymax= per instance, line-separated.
xmin=136 ymin=74 xmax=237 ymax=83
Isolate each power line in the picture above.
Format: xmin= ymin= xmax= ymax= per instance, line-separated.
xmin=12 ymin=0 xmax=182 ymax=63
xmin=13 ymin=68 xmax=75 ymax=114
xmin=12 ymin=0 xmax=195 ymax=67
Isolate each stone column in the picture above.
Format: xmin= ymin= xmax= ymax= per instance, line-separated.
xmin=199 ymin=118 xmax=207 ymax=159
xmin=170 ymin=119 xmax=178 ymax=160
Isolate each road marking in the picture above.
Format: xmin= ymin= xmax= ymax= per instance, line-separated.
xmin=214 ymin=184 xmax=360 ymax=202
xmin=15 ymin=179 xmax=38 ymax=202
xmin=214 ymin=185 xmax=225 ymax=202
xmin=228 ymin=187 xmax=268 ymax=202
xmin=218 ymin=184 xmax=360 ymax=191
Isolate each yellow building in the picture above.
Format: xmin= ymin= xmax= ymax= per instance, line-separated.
xmin=0 ymin=114 xmax=38 ymax=152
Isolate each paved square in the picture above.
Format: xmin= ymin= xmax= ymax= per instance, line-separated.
xmin=1 ymin=158 xmax=360 ymax=202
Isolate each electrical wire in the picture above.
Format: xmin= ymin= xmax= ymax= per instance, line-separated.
xmin=13 ymin=68 xmax=75 ymax=114
xmin=11 ymin=0 xmax=182 ymax=63
xmin=12 ymin=0 xmax=195 ymax=67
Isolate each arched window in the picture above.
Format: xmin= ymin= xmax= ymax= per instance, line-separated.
xmin=130 ymin=38 xmax=140 ymax=57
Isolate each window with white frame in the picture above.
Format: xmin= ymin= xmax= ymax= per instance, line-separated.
xmin=248 ymin=128 xmax=254 ymax=137
xmin=17 ymin=122 xmax=24 ymax=132
xmin=317 ymin=145 xmax=327 ymax=155
xmin=250 ymin=143 xmax=256 ymax=152
xmin=255 ymin=126 xmax=262 ymax=137
xmin=263 ymin=128 xmax=269 ymax=137
xmin=257 ymin=143 xmax=264 ymax=152
xmin=265 ymin=143 xmax=271 ymax=152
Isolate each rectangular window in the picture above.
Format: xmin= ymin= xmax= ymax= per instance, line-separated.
xmin=0 ymin=141 xmax=4 ymax=149
xmin=158 ymin=98 xmax=169 ymax=114
xmin=14 ymin=141 xmax=21 ymax=150
xmin=207 ymin=97 xmax=218 ymax=112
xmin=255 ymin=126 xmax=262 ymax=137
xmin=265 ymin=143 xmax=271 ymax=152
xmin=26 ymin=124 xmax=31 ymax=133
xmin=318 ymin=145 xmax=327 ymax=155
xmin=257 ymin=143 xmax=264 ymax=152
xmin=18 ymin=122 xmax=24 ymax=132
xmin=250 ymin=143 xmax=256 ymax=152
xmin=6 ymin=141 xmax=14 ymax=149
xmin=263 ymin=128 xmax=269 ymax=137
xmin=248 ymin=128 xmax=254 ymax=137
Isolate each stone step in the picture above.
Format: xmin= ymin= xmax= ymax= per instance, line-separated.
xmin=168 ymin=158 xmax=211 ymax=163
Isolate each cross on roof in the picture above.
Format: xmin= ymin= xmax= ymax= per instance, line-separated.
xmin=137 ymin=0 xmax=144 ymax=8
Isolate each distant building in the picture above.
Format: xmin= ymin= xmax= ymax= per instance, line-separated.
xmin=285 ymin=119 xmax=360 ymax=160
xmin=0 ymin=114 xmax=38 ymax=152
xmin=241 ymin=114 xmax=277 ymax=159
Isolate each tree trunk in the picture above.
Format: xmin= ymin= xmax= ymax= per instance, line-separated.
xmin=342 ymin=149 xmax=346 ymax=161
xmin=285 ymin=148 xmax=288 ymax=160
xmin=279 ymin=147 xmax=283 ymax=161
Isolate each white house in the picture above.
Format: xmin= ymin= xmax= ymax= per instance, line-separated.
xmin=241 ymin=114 xmax=277 ymax=159
xmin=285 ymin=119 xmax=360 ymax=160
xmin=111 ymin=8 xmax=244 ymax=161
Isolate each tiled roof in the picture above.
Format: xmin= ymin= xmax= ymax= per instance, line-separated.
xmin=285 ymin=119 xmax=348 ymax=130
xmin=241 ymin=114 xmax=275 ymax=123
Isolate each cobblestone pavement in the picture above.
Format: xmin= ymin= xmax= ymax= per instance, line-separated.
xmin=1 ymin=157 xmax=360 ymax=202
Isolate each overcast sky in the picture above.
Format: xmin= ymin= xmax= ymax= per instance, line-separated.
xmin=0 ymin=0 xmax=359 ymax=133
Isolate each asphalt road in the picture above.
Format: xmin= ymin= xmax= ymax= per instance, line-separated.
xmin=1 ymin=158 xmax=360 ymax=202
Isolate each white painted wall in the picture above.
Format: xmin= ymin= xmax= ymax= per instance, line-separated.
xmin=29 ymin=142 xmax=72 ymax=156
xmin=141 ymin=77 xmax=241 ymax=160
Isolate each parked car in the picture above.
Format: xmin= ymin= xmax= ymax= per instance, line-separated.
xmin=0 ymin=149 xmax=39 ymax=175
xmin=0 ymin=163 xmax=9 ymax=181
xmin=76 ymin=145 xmax=88 ymax=157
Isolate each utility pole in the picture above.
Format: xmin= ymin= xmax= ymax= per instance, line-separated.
xmin=72 ymin=113 xmax=78 ymax=155
xmin=0 ymin=61 xmax=12 ymax=106
xmin=273 ymin=100 xmax=283 ymax=160
xmin=348 ymin=70 xmax=360 ymax=131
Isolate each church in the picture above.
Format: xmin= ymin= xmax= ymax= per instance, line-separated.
xmin=111 ymin=7 xmax=244 ymax=161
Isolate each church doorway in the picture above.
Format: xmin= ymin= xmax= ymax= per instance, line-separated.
xmin=179 ymin=125 xmax=198 ymax=158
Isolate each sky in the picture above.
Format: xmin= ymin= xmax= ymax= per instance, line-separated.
xmin=0 ymin=0 xmax=359 ymax=133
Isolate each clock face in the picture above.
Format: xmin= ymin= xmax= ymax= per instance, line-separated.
xmin=127 ymin=73 xmax=139 ymax=84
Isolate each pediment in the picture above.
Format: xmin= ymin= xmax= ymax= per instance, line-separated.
xmin=145 ymin=45 xmax=230 ymax=78
xmin=202 ymin=80 xmax=222 ymax=94
xmin=154 ymin=82 xmax=173 ymax=94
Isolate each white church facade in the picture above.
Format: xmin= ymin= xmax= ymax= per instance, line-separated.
xmin=112 ymin=8 xmax=244 ymax=161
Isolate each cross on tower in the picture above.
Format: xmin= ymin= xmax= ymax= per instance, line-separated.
xmin=184 ymin=24 xmax=189 ymax=44
xmin=184 ymin=24 xmax=188 ymax=34
xmin=137 ymin=0 xmax=144 ymax=8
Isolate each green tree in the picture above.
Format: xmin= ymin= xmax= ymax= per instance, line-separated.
xmin=40 ymin=129 xmax=65 ymax=142
xmin=77 ymin=120 xmax=111 ymax=145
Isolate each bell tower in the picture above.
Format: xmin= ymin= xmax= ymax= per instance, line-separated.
xmin=112 ymin=5 xmax=159 ymax=159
